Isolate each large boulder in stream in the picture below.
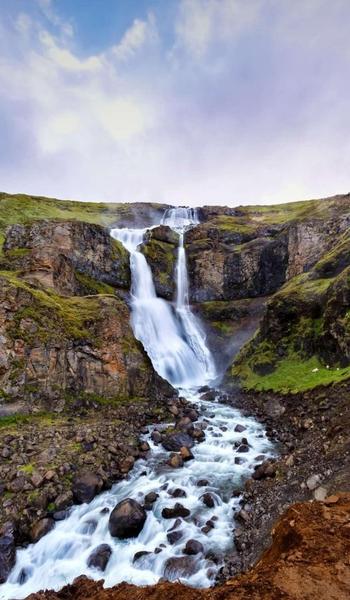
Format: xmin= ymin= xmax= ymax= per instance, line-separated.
xmin=161 ymin=431 xmax=194 ymax=452
xmin=108 ymin=498 xmax=147 ymax=539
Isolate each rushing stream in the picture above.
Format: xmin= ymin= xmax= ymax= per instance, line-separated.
xmin=0 ymin=208 xmax=274 ymax=599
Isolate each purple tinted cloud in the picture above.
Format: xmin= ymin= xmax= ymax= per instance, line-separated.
xmin=0 ymin=0 xmax=350 ymax=206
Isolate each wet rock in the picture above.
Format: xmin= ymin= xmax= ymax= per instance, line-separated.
xmin=162 ymin=432 xmax=194 ymax=452
xmin=201 ymin=492 xmax=215 ymax=508
xmin=234 ymin=457 xmax=246 ymax=465
xmin=151 ymin=430 xmax=162 ymax=444
xmin=171 ymin=488 xmax=187 ymax=498
xmin=185 ymin=409 xmax=199 ymax=422
xmin=237 ymin=444 xmax=249 ymax=453
xmin=144 ymin=491 xmax=158 ymax=505
xmin=167 ymin=453 xmax=183 ymax=468
xmin=191 ymin=428 xmax=205 ymax=441
xmin=180 ymin=446 xmax=194 ymax=461
xmin=120 ymin=456 xmax=135 ymax=474
xmin=234 ymin=424 xmax=247 ymax=433
xmin=197 ymin=479 xmax=209 ymax=487
xmin=53 ymin=510 xmax=68 ymax=521
xmin=183 ymin=539 xmax=204 ymax=555
xmin=176 ymin=417 xmax=193 ymax=431
xmin=87 ymin=544 xmax=112 ymax=572
xmin=140 ymin=441 xmax=150 ymax=453
xmin=133 ymin=550 xmax=151 ymax=563
xmin=0 ymin=535 xmax=16 ymax=584
xmin=167 ymin=530 xmax=183 ymax=544
xmin=72 ymin=472 xmax=103 ymax=504
xmin=109 ymin=498 xmax=147 ymax=539
xmin=163 ymin=556 xmax=197 ymax=580
xmin=31 ymin=518 xmax=54 ymax=542
xmin=162 ymin=503 xmax=190 ymax=519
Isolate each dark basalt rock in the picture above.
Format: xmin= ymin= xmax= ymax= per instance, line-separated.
xmin=161 ymin=432 xmax=194 ymax=452
xmin=72 ymin=472 xmax=103 ymax=504
xmin=183 ymin=539 xmax=204 ymax=555
xmin=109 ymin=498 xmax=147 ymax=539
xmin=161 ymin=503 xmax=191 ymax=519
xmin=87 ymin=544 xmax=112 ymax=572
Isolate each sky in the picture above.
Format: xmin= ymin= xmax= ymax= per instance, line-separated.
xmin=1 ymin=0 xmax=350 ymax=207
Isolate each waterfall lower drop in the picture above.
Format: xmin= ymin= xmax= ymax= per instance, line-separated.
xmin=0 ymin=208 xmax=274 ymax=600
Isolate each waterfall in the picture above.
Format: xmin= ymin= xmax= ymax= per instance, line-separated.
xmin=0 ymin=207 xmax=274 ymax=599
xmin=112 ymin=208 xmax=215 ymax=388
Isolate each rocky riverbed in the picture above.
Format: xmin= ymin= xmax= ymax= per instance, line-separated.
xmin=25 ymin=492 xmax=350 ymax=600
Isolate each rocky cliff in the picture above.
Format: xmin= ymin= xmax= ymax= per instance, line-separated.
xmin=179 ymin=194 xmax=350 ymax=389
xmin=0 ymin=219 xmax=172 ymax=408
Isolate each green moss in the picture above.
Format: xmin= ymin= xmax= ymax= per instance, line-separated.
xmin=4 ymin=247 xmax=30 ymax=258
xmin=1 ymin=271 xmax=101 ymax=342
xmin=0 ymin=191 xmax=166 ymax=256
xmin=0 ymin=411 xmax=56 ymax=429
xmin=233 ymin=355 xmax=350 ymax=393
xmin=74 ymin=271 xmax=115 ymax=295
xmin=19 ymin=463 xmax=34 ymax=475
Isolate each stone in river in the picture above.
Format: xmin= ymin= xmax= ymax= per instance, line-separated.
xmin=162 ymin=503 xmax=190 ymax=519
xmin=183 ymin=539 xmax=204 ymax=555
xmin=87 ymin=544 xmax=112 ymax=572
xmin=109 ymin=498 xmax=147 ymax=539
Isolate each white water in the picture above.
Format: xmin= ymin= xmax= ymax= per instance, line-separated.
xmin=0 ymin=208 xmax=274 ymax=599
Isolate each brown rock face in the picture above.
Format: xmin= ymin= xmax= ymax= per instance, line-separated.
xmin=0 ymin=220 xmax=174 ymax=407
xmin=2 ymin=220 xmax=130 ymax=295
xmin=140 ymin=225 xmax=179 ymax=300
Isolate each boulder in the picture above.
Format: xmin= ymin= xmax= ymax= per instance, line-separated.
xmin=0 ymin=535 xmax=16 ymax=583
xmin=183 ymin=539 xmax=204 ymax=555
xmin=163 ymin=556 xmax=197 ymax=581
xmin=108 ymin=498 xmax=147 ymax=539
xmin=144 ymin=491 xmax=158 ymax=505
xmin=87 ymin=544 xmax=112 ymax=572
xmin=201 ymin=493 xmax=215 ymax=508
xmin=167 ymin=530 xmax=183 ymax=544
xmin=180 ymin=446 xmax=194 ymax=461
xmin=234 ymin=424 xmax=247 ymax=433
xmin=72 ymin=472 xmax=103 ymax=504
xmin=162 ymin=432 xmax=194 ymax=452
xmin=31 ymin=518 xmax=54 ymax=542
xmin=167 ymin=453 xmax=184 ymax=468
xmin=162 ymin=503 xmax=191 ymax=519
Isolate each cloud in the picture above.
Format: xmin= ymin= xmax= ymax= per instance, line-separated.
xmin=112 ymin=13 xmax=158 ymax=61
xmin=35 ymin=0 xmax=74 ymax=37
xmin=0 ymin=1 xmax=350 ymax=206
xmin=174 ymin=0 xmax=260 ymax=59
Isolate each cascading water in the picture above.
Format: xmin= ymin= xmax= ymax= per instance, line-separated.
xmin=112 ymin=209 xmax=215 ymax=388
xmin=0 ymin=208 xmax=274 ymax=599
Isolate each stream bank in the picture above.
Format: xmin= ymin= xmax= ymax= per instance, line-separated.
xmin=218 ymin=379 xmax=350 ymax=579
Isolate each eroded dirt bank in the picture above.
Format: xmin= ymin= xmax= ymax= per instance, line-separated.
xmin=218 ymin=380 xmax=350 ymax=578
xmin=27 ymin=493 xmax=350 ymax=600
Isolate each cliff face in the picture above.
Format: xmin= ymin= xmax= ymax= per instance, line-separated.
xmin=179 ymin=194 xmax=350 ymax=385
xmin=140 ymin=225 xmax=179 ymax=300
xmin=0 ymin=220 xmax=172 ymax=408
xmin=229 ymin=230 xmax=350 ymax=392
